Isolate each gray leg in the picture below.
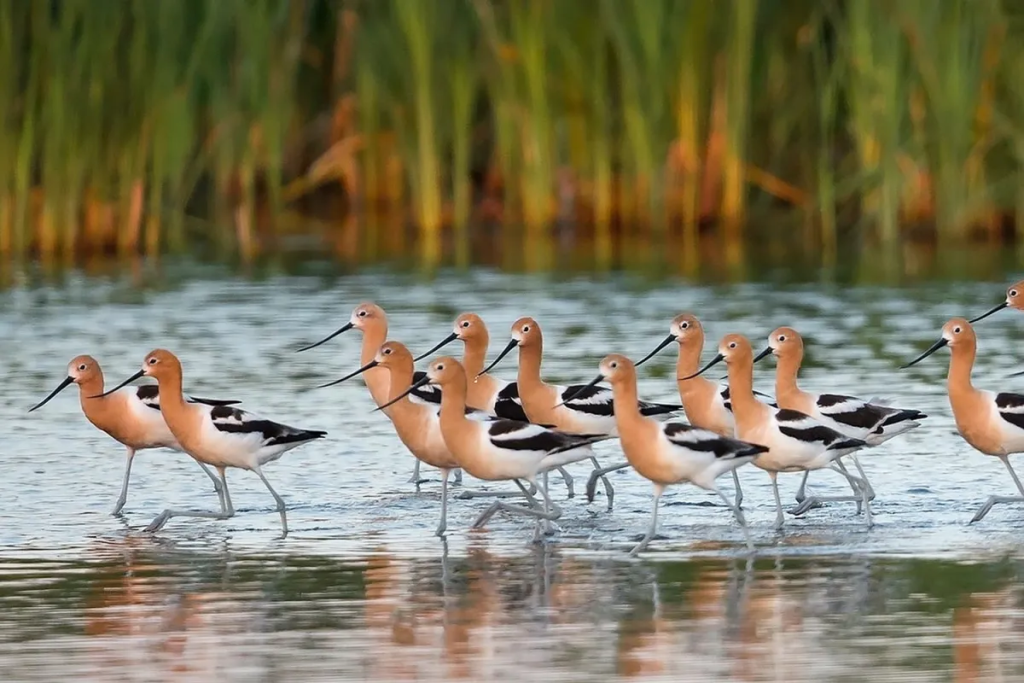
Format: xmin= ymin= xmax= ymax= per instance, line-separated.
xmin=145 ymin=466 xmax=235 ymax=532
xmin=436 ymin=468 xmax=450 ymax=536
xmin=788 ymin=460 xmax=865 ymax=516
xmin=556 ymin=466 xmax=574 ymax=498
xmin=731 ymin=469 xmax=744 ymax=509
xmin=112 ymin=447 xmax=135 ymax=516
xmin=969 ymin=456 xmax=1024 ymax=523
xmin=848 ymin=456 xmax=875 ymax=501
xmin=770 ymin=472 xmax=785 ymax=530
xmin=253 ymin=465 xmax=289 ymax=538
xmin=586 ymin=461 xmax=631 ymax=505
xmin=408 ymin=460 xmax=422 ymax=483
xmin=196 ymin=461 xmax=225 ymax=499
xmin=828 ymin=464 xmax=873 ymax=527
xmin=453 ymin=468 xmax=463 ymax=486
xmin=630 ymin=483 xmax=665 ymax=557
xmin=471 ymin=479 xmax=561 ymax=530
xmin=716 ymin=488 xmax=754 ymax=550
xmin=455 ymin=479 xmax=536 ymax=500
xmin=794 ymin=471 xmax=810 ymax=503
xmin=588 ymin=456 xmax=614 ymax=509
xmin=528 ymin=475 xmax=563 ymax=541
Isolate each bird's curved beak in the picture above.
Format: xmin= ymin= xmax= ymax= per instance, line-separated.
xmin=317 ymin=359 xmax=379 ymax=389
xmin=414 ymin=332 xmax=458 ymax=362
xmin=373 ymin=374 xmax=433 ymax=412
xmin=680 ymin=353 xmax=724 ymax=381
xmin=478 ymin=338 xmax=518 ymax=377
xmin=28 ymin=376 xmax=74 ymax=412
xmin=633 ymin=334 xmax=676 ymax=368
xmin=969 ymin=301 xmax=1008 ymax=324
xmin=901 ymin=338 xmax=949 ymax=369
xmin=752 ymin=346 xmax=773 ymax=363
xmin=91 ymin=369 xmax=145 ymax=398
xmin=297 ymin=322 xmax=355 ymax=352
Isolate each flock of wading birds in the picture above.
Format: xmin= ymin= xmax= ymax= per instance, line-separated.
xmin=24 ymin=279 xmax=1024 ymax=556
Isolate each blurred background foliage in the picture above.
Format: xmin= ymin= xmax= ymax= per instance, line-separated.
xmin=0 ymin=0 xmax=1021 ymax=272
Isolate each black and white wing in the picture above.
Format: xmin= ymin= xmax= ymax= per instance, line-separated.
xmin=662 ymin=422 xmax=768 ymax=459
xmin=493 ymin=382 xmax=529 ymax=422
xmin=816 ymin=393 xmax=925 ymax=440
xmin=774 ymin=408 xmax=866 ymax=453
xmin=410 ymin=371 xmax=443 ymax=406
xmin=995 ymin=393 xmax=1024 ymax=433
xmin=486 ymin=419 xmax=608 ymax=454
xmin=136 ymin=384 xmax=241 ymax=412
xmin=557 ymin=383 xmax=616 ymax=417
xmin=209 ymin=405 xmax=327 ymax=447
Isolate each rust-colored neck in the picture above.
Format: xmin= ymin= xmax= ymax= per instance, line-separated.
xmin=774 ymin=350 xmax=803 ymax=407
xmin=462 ymin=334 xmax=489 ymax=378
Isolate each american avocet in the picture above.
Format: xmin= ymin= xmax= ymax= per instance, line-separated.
xmin=415 ymin=313 xmax=528 ymax=420
xmin=98 ymin=350 xmax=326 ymax=536
xmin=755 ymin=327 xmax=926 ymax=514
xmin=624 ymin=313 xmax=749 ymax=507
xmin=297 ymin=302 xmax=452 ymax=485
xmin=903 ymin=318 xmax=1024 ymax=522
xmin=567 ymin=354 xmax=764 ymax=556
xmin=689 ymin=334 xmax=872 ymax=529
xmin=970 ymin=279 xmax=1024 ymax=323
xmin=378 ymin=356 xmax=612 ymax=541
xmin=318 ymin=341 xmax=462 ymax=536
xmin=28 ymin=355 xmax=239 ymax=515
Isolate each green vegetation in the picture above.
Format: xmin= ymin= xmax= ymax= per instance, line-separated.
xmin=0 ymin=0 xmax=1021 ymax=269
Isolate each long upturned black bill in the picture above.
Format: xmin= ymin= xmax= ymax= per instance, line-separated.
xmin=679 ymin=352 xmax=724 ymax=381
xmin=28 ymin=376 xmax=74 ymax=412
xmin=556 ymin=374 xmax=603 ymax=408
xmin=414 ymin=332 xmax=458 ymax=362
xmin=633 ymin=334 xmax=677 ymax=368
xmin=317 ymin=359 xmax=379 ymax=389
xmin=296 ymin=322 xmax=354 ymax=353
xmin=478 ymin=338 xmax=518 ymax=377
xmin=970 ymin=301 xmax=1008 ymax=323
xmin=374 ymin=375 xmax=432 ymax=412
xmin=752 ymin=346 xmax=773 ymax=363
xmin=91 ymin=369 xmax=146 ymax=398
xmin=901 ymin=338 xmax=949 ymax=369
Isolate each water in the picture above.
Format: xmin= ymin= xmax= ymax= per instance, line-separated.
xmin=3 ymin=260 xmax=1024 ymax=680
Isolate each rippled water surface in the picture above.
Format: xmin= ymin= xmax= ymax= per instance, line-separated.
xmin=4 ymin=261 xmax=1024 ymax=680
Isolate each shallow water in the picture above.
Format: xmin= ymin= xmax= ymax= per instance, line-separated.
xmin=4 ymin=260 xmax=1024 ymax=680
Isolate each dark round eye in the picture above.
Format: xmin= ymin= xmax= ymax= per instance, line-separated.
xmin=383 ymin=348 xmax=392 ymax=355
xmin=436 ymin=364 xmax=444 ymax=371
xmin=954 ymin=326 xmax=962 ymax=334
xmin=729 ymin=342 xmax=737 ymax=349
xmin=78 ymin=364 xmax=87 ymax=371
xmin=148 ymin=357 xmax=157 ymax=365
xmin=778 ymin=335 xmax=786 ymax=342
xmin=358 ymin=310 xmax=367 ymax=317
xmin=523 ymin=325 xmax=530 ymax=333
xmin=461 ymin=321 xmax=470 ymax=328
xmin=610 ymin=361 xmax=618 ymax=369
xmin=1011 ymin=289 xmax=1018 ymax=298
xmin=680 ymin=321 xmax=689 ymax=329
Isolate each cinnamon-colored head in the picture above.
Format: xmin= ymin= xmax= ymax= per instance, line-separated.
xmin=509 ymin=317 xmax=541 ymax=347
xmin=140 ymin=349 xmax=183 ymax=382
xmin=350 ymin=302 xmax=386 ymax=331
xmin=67 ymin=355 xmax=102 ymax=385
xmin=453 ymin=313 xmax=488 ymax=342
xmin=423 ymin=356 xmax=466 ymax=386
xmin=767 ymin=327 xmax=804 ymax=359
xmin=670 ymin=314 xmax=704 ymax=346
xmin=1006 ymin=281 xmax=1024 ymax=311
xmin=941 ymin=318 xmax=976 ymax=348
xmin=597 ymin=354 xmax=637 ymax=385
xmin=374 ymin=341 xmax=414 ymax=369
xmin=717 ymin=334 xmax=754 ymax=365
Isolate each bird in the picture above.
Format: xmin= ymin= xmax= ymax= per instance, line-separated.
xmin=754 ymin=326 xmax=925 ymax=514
xmin=297 ymin=301 xmax=455 ymax=486
xmin=377 ymin=356 xmax=612 ymax=542
xmin=567 ymin=354 xmax=764 ymax=556
xmin=414 ymin=312 xmax=528 ymax=421
xmin=688 ymin=334 xmax=872 ymax=529
xmin=903 ymin=318 xmax=1024 ymax=523
xmin=96 ymin=349 xmax=326 ymax=536
xmin=318 ymin=341 xmax=462 ymax=536
xmin=28 ymin=354 xmax=239 ymax=516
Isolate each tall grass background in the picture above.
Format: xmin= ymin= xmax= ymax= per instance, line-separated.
xmin=0 ymin=0 xmax=1021 ymax=270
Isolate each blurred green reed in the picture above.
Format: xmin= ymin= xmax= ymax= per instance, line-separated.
xmin=0 ymin=0 xmax=1020 ymax=268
